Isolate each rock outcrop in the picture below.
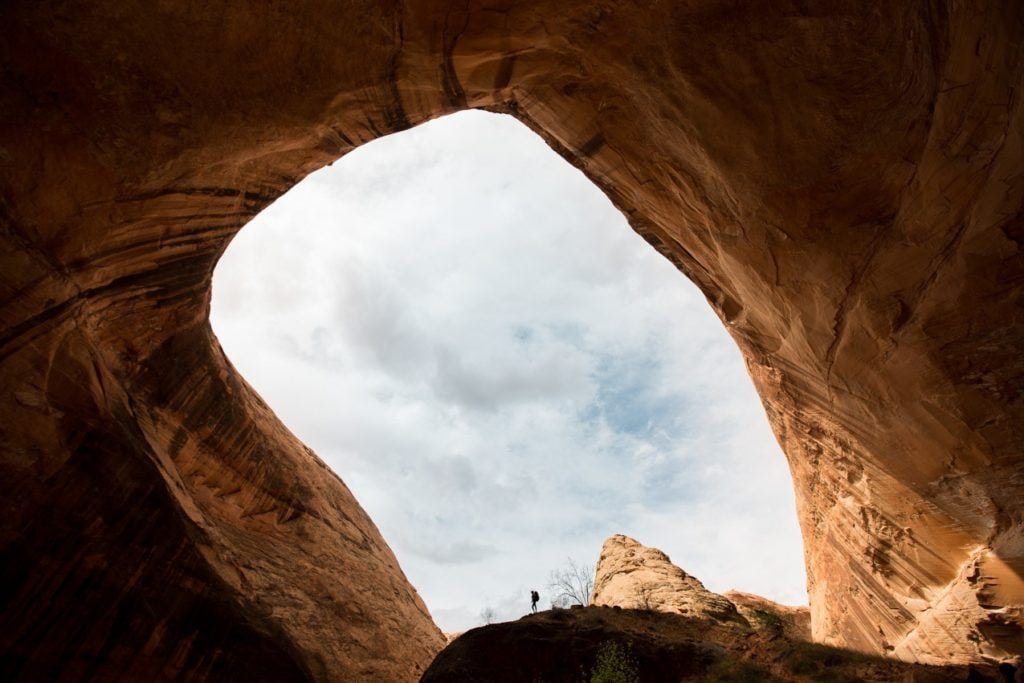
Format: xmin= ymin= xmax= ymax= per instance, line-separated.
xmin=591 ymin=535 xmax=747 ymax=624
xmin=591 ymin=535 xmax=810 ymax=642
xmin=1 ymin=1 xmax=1022 ymax=678
xmin=725 ymin=591 xmax=813 ymax=644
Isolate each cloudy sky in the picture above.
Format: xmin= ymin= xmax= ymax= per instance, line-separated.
xmin=211 ymin=110 xmax=806 ymax=633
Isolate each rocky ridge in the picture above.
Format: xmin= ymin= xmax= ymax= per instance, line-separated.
xmin=725 ymin=591 xmax=814 ymax=644
xmin=591 ymin=535 xmax=811 ymax=641
xmin=423 ymin=607 xmax=1018 ymax=682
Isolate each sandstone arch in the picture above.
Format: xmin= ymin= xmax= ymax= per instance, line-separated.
xmin=1 ymin=2 xmax=1021 ymax=679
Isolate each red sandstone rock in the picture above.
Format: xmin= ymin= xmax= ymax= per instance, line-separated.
xmin=1 ymin=1 xmax=1021 ymax=678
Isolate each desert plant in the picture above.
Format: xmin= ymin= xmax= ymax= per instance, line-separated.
xmin=588 ymin=641 xmax=639 ymax=683
xmin=750 ymin=608 xmax=784 ymax=633
xmin=479 ymin=606 xmax=496 ymax=625
xmin=548 ymin=557 xmax=595 ymax=607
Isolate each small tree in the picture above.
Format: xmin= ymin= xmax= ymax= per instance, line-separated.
xmin=548 ymin=557 xmax=595 ymax=607
xmin=479 ymin=606 xmax=496 ymax=625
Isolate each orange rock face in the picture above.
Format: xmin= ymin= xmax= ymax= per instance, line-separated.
xmin=592 ymin=535 xmax=811 ymax=641
xmin=1 ymin=1 xmax=1022 ymax=678
xmin=592 ymin=535 xmax=747 ymax=624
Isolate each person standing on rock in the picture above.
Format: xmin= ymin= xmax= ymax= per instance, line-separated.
xmin=530 ymin=590 xmax=539 ymax=613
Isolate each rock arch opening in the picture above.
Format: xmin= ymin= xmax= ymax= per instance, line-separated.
xmin=210 ymin=109 xmax=808 ymax=633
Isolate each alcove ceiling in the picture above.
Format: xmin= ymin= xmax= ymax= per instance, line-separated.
xmin=0 ymin=2 xmax=1021 ymax=679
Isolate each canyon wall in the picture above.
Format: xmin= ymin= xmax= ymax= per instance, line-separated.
xmin=1 ymin=1 xmax=1021 ymax=678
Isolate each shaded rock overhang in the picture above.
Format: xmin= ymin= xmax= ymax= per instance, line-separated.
xmin=0 ymin=2 xmax=1021 ymax=679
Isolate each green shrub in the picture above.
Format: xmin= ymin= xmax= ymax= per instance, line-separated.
xmin=750 ymin=608 xmax=784 ymax=632
xmin=589 ymin=641 xmax=640 ymax=683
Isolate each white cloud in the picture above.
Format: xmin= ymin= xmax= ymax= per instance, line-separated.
xmin=211 ymin=110 xmax=807 ymax=632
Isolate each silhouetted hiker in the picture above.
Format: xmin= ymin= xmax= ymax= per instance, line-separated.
xmin=530 ymin=590 xmax=539 ymax=613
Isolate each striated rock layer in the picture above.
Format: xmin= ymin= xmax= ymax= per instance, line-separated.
xmin=592 ymin=535 xmax=811 ymax=642
xmin=1 ymin=1 xmax=1022 ymax=678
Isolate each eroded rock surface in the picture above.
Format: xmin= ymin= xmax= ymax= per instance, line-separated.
xmin=1 ymin=1 xmax=1022 ymax=678
xmin=591 ymin=535 xmax=811 ymax=642
xmin=725 ymin=591 xmax=812 ymax=644
xmin=592 ymin=535 xmax=746 ymax=624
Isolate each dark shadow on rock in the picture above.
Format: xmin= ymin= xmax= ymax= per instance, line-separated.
xmin=421 ymin=607 xmax=1017 ymax=683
